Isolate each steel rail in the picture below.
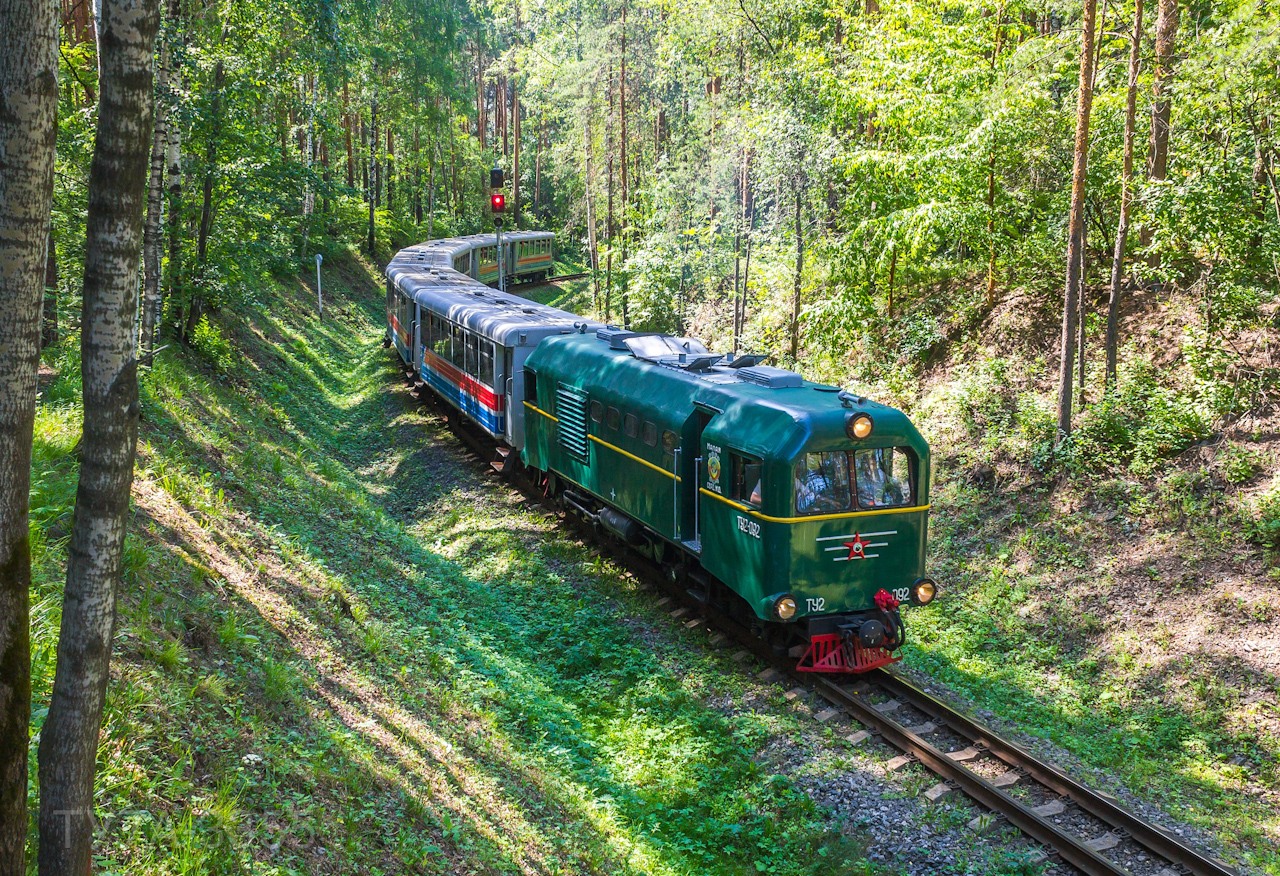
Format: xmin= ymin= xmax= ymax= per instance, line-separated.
xmin=870 ymin=669 xmax=1238 ymax=876
xmin=809 ymin=675 xmax=1135 ymax=876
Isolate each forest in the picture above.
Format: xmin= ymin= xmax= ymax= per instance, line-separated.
xmin=1 ymin=0 xmax=1278 ymax=872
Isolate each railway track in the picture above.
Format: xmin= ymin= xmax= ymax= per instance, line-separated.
xmin=407 ymin=381 xmax=1241 ymax=876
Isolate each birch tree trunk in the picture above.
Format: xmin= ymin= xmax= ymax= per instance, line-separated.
xmin=37 ymin=1 xmax=160 ymax=872
xmin=1056 ymin=0 xmax=1097 ymax=441
xmin=1105 ymin=0 xmax=1144 ymax=390
xmin=190 ymin=41 xmax=225 ymax=339
xmin=142 ymin=6 xmax=171 ymax=360
xmin=0 ymin=1 xmax=58 ymax=867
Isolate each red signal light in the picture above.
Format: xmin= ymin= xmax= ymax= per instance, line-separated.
xmin=490 ymin=192 xmax=506 ymax=213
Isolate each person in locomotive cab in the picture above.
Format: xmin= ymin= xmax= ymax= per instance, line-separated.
xmin=795 ymin=453 xmax=845 ymax=513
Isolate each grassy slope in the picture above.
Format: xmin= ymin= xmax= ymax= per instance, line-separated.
xmin=27 ymin=254 xmax=889 ymax=876
xmin=889 ymin=295 xmax=1280 ymax=875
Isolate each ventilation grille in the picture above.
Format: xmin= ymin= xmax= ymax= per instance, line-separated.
xmin=556 ymin=384 xmax=590 ymax=460
xmin=737 ymin=365 xmax=804 ymax=388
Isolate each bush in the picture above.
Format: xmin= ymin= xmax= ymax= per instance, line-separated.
xmin=1249 ymin=484 xmax=1280 ymax=555
xmin=191 ymin=316 xmax=234 ymax=374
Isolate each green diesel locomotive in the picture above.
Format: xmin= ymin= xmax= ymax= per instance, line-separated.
xmin=520 ymin=327 xmax=938 ymax=673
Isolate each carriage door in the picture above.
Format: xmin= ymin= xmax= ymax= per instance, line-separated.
xmin=677 ymin=405 xmax=717 ymax=552
xmin=502 ymin=347 xmax=515 ymax=445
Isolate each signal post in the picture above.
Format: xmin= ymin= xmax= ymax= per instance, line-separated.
xmin=490 ymin=163 xmax=507 ymax=294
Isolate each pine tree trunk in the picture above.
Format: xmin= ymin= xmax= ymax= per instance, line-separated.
xmin=368 ymin=93 xmax=377 ymax=254
xmin=504 ymin=78 xmax=514 ymax=224
xmin=142 ymin=9 xmax=171 ymax=360
xmin=0 ymin=1 xmax=58 ymax=867
xmin=584 ymin=110 xmax=599 ymax=310
xmin=1148 ymin=0 xmax=1179 ymax=183
xmin=790 ymin=175 xmax=804 ymax=362
xmin=43 ymin=230 xmax=59 ymax=349
xmin=344 ymin=81 xmax=354 ymax=188
xmin=619 ymin=0 xmax=629 ymax=328
xmin=534 ymin=115 xmax=543 ymax=219
xmin=476 ymin=44 xmax=486 ymax=148
xmin=1056 ymin=0 xmax=1097 ymax=441
xmin=37 ymin=2 xmax=159 ymax=872
xmin=1105 ymin=0 xmax=1143 ymax=390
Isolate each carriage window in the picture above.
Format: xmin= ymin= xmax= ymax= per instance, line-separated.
xmin=794 ymin=452 xmax=852 ymax=515
xmin=642 ymin=421 xmax=658 ymax=447
xmin=590 ymin=401 xmax=604 ymax=423
xmin=731 ymin=454 xmax=764 ymax=507
xmin=606 ymin=406 xmax=621 ymax=431
xmin=853 ymin=448 xmax=915 ymax=509
xmin=479 ymin=341 xmax=495 ymax=386
xmin=465 ymin=334 xmax=479 ymax=376
xmin=432 ymin=317 xmax=449 ymax=359
xmin=623 ymin=413 xmax=639 ymax=438
xmin=451 ymin=325 xmax=465 ymax=368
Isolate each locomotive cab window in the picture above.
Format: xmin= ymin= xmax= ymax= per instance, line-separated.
xmin=623 ymin=413 xmax=639 ymax=438
xmin=590 ymin=401 xmax=604 ymax=423
xmin=642 ymin=420 xmax=658 ymax=447
xmin=730 ymin=453 xmax=764 ymax=507
xmin=853 ymin=447 xmax=916 ymax=508
xmin=794 ymin=452 xmax=852 ymax=515
xmin=524 ymin=369 xmax=538 ymax=404
xmin=606 ymin=406 xmax=621 ymax=431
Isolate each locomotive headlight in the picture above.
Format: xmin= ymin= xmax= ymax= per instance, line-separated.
xmin=774 ymin=595 xmax=798 ymax=621
xmin=847 ymin=413 xmax=874 ymax=440
xmin=912 ymin=577 xmax=938 ymax=606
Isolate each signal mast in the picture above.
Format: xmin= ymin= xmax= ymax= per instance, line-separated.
xmin=490 ymin=162 xmax=506 ymax=294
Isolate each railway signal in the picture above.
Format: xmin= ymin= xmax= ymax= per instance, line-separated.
xmin=491 ymin=162 xmax=507 ymax=292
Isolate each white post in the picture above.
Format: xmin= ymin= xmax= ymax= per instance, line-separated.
xmin=496 ymin=224 xmax=505 ymax=294
xmin=314 ymin=252 xmax=323 ymax=319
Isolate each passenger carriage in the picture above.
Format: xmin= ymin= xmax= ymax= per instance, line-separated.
xmin=385 ymin=237 xmax=596 ymax=451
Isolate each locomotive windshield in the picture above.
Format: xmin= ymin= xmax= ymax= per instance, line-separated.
xmin=794 ymin=447 xmax=916 ymax=515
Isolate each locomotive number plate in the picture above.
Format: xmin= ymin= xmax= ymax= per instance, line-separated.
xmin=736 ymin=516 xmax=762 ymax=539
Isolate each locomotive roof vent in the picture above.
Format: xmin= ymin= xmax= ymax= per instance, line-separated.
xmin=596 ymin=326 xmax=640 ymax=349
xmin=736 ymin=365 xmax=804 ymax=389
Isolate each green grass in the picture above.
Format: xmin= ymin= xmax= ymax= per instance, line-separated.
xmin=26 ymin=250 xmax=877 ymax=875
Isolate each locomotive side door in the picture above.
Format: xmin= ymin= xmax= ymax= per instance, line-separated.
xmin=677 ymin=405 xmax=717 ymax=552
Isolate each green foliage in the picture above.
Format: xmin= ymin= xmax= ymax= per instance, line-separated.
xmin=190 ymin=315 xmax=234 ymax=373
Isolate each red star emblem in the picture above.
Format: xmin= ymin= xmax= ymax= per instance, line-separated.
xmin=843 ymin=533 xmax=866 ymax=560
